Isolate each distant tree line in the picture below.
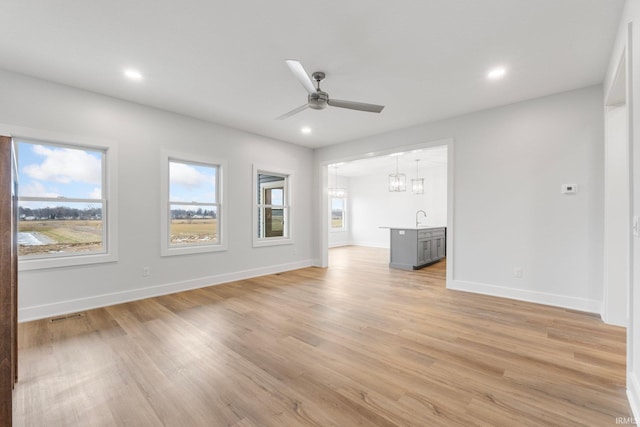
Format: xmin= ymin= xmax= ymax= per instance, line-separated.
xmin=19 ymin=206 xmax=218 ymax=221
xmin=19 ymin=206 xmax=102 ymax=220
xmin=171 ymin=208 xmax=217 ymax=219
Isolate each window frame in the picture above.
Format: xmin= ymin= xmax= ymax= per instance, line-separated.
xmin=11 ymin=132 xmax=118 ymax=271
xmin=161 ymin=150 xmax=227 ymax=256
xmin=329 ymin=196 xmax=347 ymax=232
xmin=252 ymin=165 xmax=293 ymax=247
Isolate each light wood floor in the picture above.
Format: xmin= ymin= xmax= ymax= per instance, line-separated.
xmin=14 ymin=247 xmax=631 ymax=426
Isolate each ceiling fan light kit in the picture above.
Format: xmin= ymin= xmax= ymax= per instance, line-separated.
xmin=277 ymin=60 xmax=385 ymax=120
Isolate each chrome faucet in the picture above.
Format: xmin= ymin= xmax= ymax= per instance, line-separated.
xmin=416 ymin=210 xmax=427 ymax=228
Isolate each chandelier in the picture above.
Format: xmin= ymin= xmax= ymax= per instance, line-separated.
xmin=388 ymin=156 xmax=406 ymax=192
xmin=328 ymin=165 xmax=346 ymax=197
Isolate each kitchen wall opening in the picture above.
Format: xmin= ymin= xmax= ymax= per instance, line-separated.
xmin=325 ymin=144 xmax=448 ymax=272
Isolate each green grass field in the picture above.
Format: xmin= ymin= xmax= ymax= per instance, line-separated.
xmin=19 ymin=219 xmax=102 ymax=241
xmin=19 ymin=219 xmax=103 ymax=256
xmin=18 ymin=216 xmax=295 ymax=255
xmin=331 ymin=219 xmax=344 ymax=228
xmin=170 ymin=219 xmax=218 ymax=244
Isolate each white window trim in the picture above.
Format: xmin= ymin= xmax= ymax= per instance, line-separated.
xmin=161 ymin=150 xmax=227 ymax=256
xmin=330 ymin=196 xmax=347 ymax=232
xmin=0 ymin=124 xmax=119 ymax=271
xmin=252 ymin=165 xmax=294 ymax=247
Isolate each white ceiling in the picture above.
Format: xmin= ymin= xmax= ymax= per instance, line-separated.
xmin=331 ymin=145 xmax=447 ymax=178
xmin=0 ymin=1 xmax=624 ymax=148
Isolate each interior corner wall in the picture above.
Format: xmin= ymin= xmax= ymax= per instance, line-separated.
xmin=315 ymin=84 xmax=605 ymax=313
xmin=0 ymin=69 xmax=315 ymax=321
xmin=604 ymin=0 xmax=640 ymax=419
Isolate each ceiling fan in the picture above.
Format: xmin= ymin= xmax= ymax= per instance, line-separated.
xmin=276 ymin=60 xmax=385 ymax=120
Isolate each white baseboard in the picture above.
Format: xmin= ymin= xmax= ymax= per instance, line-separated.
xmin=601 ymin=311 xmax=628 ymax=327
xmin=628 ymin=372 xmax=640 ymax=423
xmin=448 ymin=279 xmax=602 ymax=314
xmin=328 ymin=242 xmax=351 ymax=248
xmin=350 ymin=241 xmax=389 ymax=249
xmin=19 ymin=259 xmax=314 ymax=322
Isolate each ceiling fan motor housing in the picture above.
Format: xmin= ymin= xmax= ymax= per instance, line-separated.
xmin=277 ymin=60 xmax=384 ymax=119
xmin=308 ymin=91 xmax=329 ymax=110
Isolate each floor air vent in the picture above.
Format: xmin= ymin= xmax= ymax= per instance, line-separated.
xmin=49 ymin=313 xmax=84 ymax=323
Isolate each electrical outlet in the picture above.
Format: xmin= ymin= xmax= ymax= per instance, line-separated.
xmin=142 ymin=267 xmax=150 ymax=277
xmin=561 ymin=184 xmax=577 ymax=194
xmin=514 ymin=267 xmax=523 ymax=278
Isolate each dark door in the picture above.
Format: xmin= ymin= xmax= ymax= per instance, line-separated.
xmin=0 ymin=135 xmax=17 ymax=427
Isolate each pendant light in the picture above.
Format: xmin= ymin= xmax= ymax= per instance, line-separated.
xmin=411 ymin=159 xmax=424 ymax=194
xmin=388 ymin=156 xmax=406 ymax=192
xmin=328 ymin=165 xmax=346 ymax=198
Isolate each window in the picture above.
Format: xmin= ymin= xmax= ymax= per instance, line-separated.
xmin=16 ymin=137 xmax=117 ymax=270
xmin=253 ymin=166 xmax=292 ymax=247
xmin=161 ymin=152 xmax=226 ymax=256
xmin=330 ymin=197 xmax=346 ymax=230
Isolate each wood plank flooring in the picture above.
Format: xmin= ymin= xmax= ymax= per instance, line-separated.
xmin=14 ymin=247 xmax=631 ymax=426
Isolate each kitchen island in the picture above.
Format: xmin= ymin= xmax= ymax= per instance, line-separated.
xmin=383 ymin=226 xmax=446 ymax=270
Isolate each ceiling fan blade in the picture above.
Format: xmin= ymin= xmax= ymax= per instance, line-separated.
xmin=328 ymin=99 xmax=385 ymax=113
xmin=285 ymin=60 xmax=317 ymax=95
xmin=275 ymin=103 xmax=309 ymax=120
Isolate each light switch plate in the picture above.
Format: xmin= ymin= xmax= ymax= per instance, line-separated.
xmin=561 ymin=184 xmax=577 ymax=194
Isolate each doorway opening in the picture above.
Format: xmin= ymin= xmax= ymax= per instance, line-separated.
xmin=320 ymin=138 xmax=454 ymax=286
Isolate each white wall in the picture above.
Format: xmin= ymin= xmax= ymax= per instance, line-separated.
xmin=603 ymin=103 xmax=630 ymax=326
xmin=0 ymin=69 xmax=314 ymax=321
xmin=604 ymin=0 xmax=640 ymax=418
xmin=315 ymin=85 xmax=604 ymax=313
xmin=349 ymin=163 xmax=447 ymax=248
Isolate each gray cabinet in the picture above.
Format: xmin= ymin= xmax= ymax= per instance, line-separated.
xmin=390 ymin=227 xmax=446 ymax=270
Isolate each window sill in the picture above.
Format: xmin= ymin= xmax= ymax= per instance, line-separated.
xmin=19 ymin=252 xmax=118 ymax=271
xmin=253 ymin=237 xmax=294 ymax=248
xmin=161 ymin=243 xmax=227 ymax=257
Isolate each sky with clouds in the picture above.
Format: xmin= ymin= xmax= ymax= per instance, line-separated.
xmin=18 ymin=141 xmax=103 ymax=206
xmin=17 ymin=142 xmax=217 ymax=213
xmin=14 ymin=141 xmax=261 ymax=217
xmin=169 ymin=161 xmax=216 ymax=204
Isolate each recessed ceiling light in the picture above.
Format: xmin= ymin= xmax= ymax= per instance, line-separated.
xmin=487 ymin=67 xmax=506 ymax=80
xmin=389 ymin=152 xmax=404 ymax=157
xmin=124 ymin=69 xmax=143 ymax=80
xmin=301 ymin=127 xmax=311 ymax=134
